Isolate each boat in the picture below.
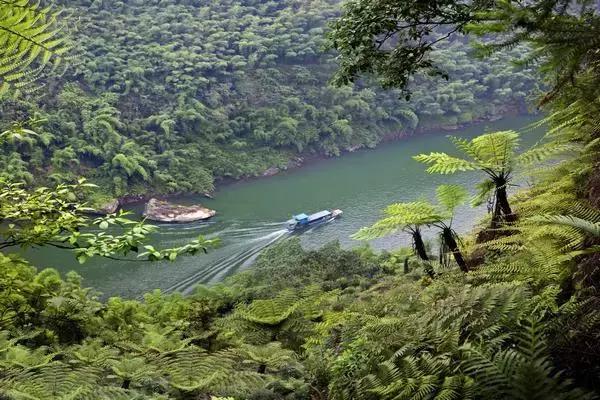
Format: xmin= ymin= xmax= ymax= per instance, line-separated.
xmin=285 ymin=209 xmax=343 ymax=231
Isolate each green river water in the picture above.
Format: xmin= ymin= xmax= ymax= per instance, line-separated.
xmin=23 ymin=115 xmax=544 ymax=298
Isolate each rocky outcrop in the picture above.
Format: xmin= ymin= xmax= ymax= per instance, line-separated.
xmin=143 ymin=198 xmax=216 ymax=223
xmin=262 ymin=157 xmax=305 ymax=177
xmin=86 ymin=198 xmax=119 ymax=215
xmin=118 ymin=194 xmax=148 ymax=205
xmin=263 ymin=166 xmax=280 ymax=177
xmin=97 ymin=198 xmax=120 ymax=214
xmin=288 ymin=156 xmax=304 ymax=168
xmin=346 ymin=144 xmax=363 ymax=152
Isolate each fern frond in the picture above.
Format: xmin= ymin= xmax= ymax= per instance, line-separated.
xmin=352 ymin=201 xmax=444 ymax=240
xmin=240 ymin=290 xmax=299 ymax=326
xmin=470 ymin=130 xmax=519 ymax=171
xmin=0 ymin=0 xmax=71 ymax=97
xmin=471 ymin=179 xmax=496 ymax=207
xmin=413 ymin=152 xmax=478 ymax=174
xmin=529 ymin=214 xmax=600 ymax=237
xmin=0 ymin=362 xmax=100 ymax=399
xmin=462 ymin=317 xmax=593 ymax=400
xmin=436 ymin=184 xmax=468 ymax=214
xmin=158 ymin=348 xmax=266 ymax=395
xmin=516 ymin=142 xmax=576 ymax=165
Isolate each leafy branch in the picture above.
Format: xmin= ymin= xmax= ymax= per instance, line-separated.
xmin=0 ymin=178 xmax=219 ymax=263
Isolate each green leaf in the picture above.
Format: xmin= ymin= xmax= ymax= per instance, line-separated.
xmin=413 ymin=153 xmax=479 ymax=174
xmin=436 ymin=184 xmax=468 ymax=213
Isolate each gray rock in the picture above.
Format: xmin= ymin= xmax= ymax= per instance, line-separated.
xmin=143 ymin=198 xmax=216 ymax=223
xmin=347 ymin=144 xmax=363 ymax=152
xmin=94 ymin=198 xmax=119 ymax=215
xmin=263 ymin=166 xmax=280 ymax=177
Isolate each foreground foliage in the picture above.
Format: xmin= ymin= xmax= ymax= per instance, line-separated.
xmin=1 ymin=224 xmax=598 ymax=399
xmin=0 ymin=179 xmax=218 ymax=263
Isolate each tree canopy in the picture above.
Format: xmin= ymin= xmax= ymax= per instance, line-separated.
xmin=0 ymin=0 xmax=541 ymax=202
xmin=329 ymin=0 xmax=600 ymax=101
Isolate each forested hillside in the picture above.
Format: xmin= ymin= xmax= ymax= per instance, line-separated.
xmin=0 ymin=0 xmax=539 ymax=199
xmin=2 ymin=0 xmax=600 ymax=399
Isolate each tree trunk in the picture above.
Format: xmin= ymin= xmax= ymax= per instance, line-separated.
xmin=413 ymin=229 xmax=435 ymax=279
xmin=403 ymin=257 xmax=410 ymax=274
xmin=442 ymin=228 xmax=468 ymax=272
xmin=413 ymin=229 xmax=429 ymax=261
xmin=492 ymin=178 xmax=516 ymax=228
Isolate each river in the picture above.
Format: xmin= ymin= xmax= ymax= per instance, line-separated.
xmin=23 ymin=115 xmax=544 ymax=298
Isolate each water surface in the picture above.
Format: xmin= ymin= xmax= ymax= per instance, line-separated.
xmin=24 ymin=115 xmax=544 ymax=297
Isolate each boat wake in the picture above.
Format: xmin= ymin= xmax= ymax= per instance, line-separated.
xmin=164 ymin=226 xmax=289 ymax=295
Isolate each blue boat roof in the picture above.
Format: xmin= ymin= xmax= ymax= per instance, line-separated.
xmin=294 ymin=213 xmax=309 ymax=221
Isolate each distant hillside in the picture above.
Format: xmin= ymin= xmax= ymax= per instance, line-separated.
xmin=0 ymin=0 xmax=540 ymax=199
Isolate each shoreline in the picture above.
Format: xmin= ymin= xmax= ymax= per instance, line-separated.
xmin=116 ymin=109 xmax=532 ymax=207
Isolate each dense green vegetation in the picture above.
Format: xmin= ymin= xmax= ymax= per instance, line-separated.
xmin=2 ymin=0 xmax=600 ymax=399
xmin=0 ymin=179 xmax=218 ymax=263
xmin=0 ymin=0 xmax=540 ymax=200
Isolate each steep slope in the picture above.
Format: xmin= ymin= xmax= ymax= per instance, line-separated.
xmin=0 ymin=0 xmax=539 ymax=198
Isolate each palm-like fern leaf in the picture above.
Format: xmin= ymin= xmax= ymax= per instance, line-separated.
xmin=470 ymin=179 xmax=496 ymax=207
xmin=530 ymin=214 xmax=600 ymax=237
xmin=352 ymin=202 xmax=444 ymax=241
xmin=462 ymin=318 xmax=593 ymax=400
xmin=158 ymin=348 xmax=266 ymax=395
xmin=436 ymin=185 xmax=468 ymax=214
xmin=415 ymin=131 xmax=521 ymax=176
xmin=0 ymin=363 xmax=100 ymax=399
xmin=516 ymin=142 xmax=576 ymax=166
xmin=0 ymin=0 xmax=71 ymax=97
xmin=240 ymin=290 xmax=299 ymax=326
xmin=413 ymin=152 xmax=479 ymax=174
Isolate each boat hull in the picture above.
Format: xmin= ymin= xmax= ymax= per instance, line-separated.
xmin=286 ymin=209 xmax=342 ymax=231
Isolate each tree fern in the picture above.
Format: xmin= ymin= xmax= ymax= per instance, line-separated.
xmin=226 ymin=342 xmax=300 ymax=374
xmin=239 ymin=290 xmax=300 ymax=326
xmin=69 ymin=339 xmax=118 ymax=368
xmin=158 ymin=347 xmax=265 ymax=395
xmin=415 ymin=130 xmax=570 ymax=230
xmin=157 ymin=347 xmax=216 ymax=392
xmin=138 ymin=325 xmax=191 ymax=356
xmin=0 ymin=344 xmax=56 ymax=370
xmin=353 ymin=185 xmax=469 ymax=272
xmin=108 ymin=355 xmax=159 ymax=390
xmin=0 ymin=363 xmax=100 ymax=399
